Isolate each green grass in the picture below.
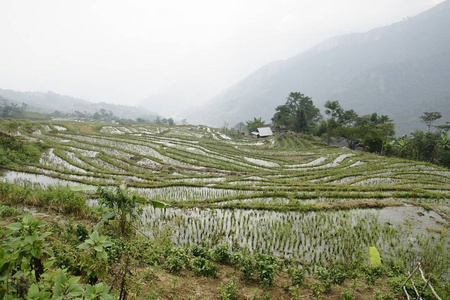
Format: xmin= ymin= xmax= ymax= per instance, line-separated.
xmin=69 ymin=185 xmax=97 ymax=191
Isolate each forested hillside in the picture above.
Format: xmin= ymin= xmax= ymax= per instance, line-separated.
xmin=187 ymin=1 xmax=450 ymax=135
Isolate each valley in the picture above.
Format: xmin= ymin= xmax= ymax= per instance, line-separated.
xmin=0 ymin=120 xmax=448 ymax=299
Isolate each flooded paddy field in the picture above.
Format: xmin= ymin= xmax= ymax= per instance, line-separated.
xmin=2 ymin=122 xmax=449 ymax=274
xmin=140 ymin=205 xmax=449 ymax=272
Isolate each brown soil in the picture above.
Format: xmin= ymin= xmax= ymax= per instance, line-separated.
xmin=317 ymin=200 xmax=403 ymax=210
xmin=120 ymin=265 xmax=394 ymax=300
xmin=1 ymin=207 xmax=398 ymax=300
xmin=66 ymin=123 xmax=97 ymax=134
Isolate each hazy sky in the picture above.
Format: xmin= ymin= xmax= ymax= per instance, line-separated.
xmin=0 ymin=0 xmax=444 ymax=113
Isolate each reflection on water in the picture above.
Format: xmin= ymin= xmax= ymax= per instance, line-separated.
xmin=140 ymin=205 xmax=449 ymax=270
xmin=0 ymin=170 xmax=78 ymax=187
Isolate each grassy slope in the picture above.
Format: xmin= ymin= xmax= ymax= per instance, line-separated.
xmin=0 ymin=120 xmax=448 ymax=299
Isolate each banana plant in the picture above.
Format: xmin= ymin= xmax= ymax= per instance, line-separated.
xmin=442 ymin=132 xmax=450 ymax=150
xmin=96 ymin=187 xmax=170 ymax=236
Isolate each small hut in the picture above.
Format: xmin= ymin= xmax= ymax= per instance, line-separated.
xmin=251 ymin=127 xmax=273 ymax=138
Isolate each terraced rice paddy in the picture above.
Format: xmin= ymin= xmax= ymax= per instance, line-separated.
xmin=1 ymin=122 xmax=449 ymax=272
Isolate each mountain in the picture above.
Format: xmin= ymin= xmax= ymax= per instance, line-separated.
xmin=0 ymin=89 xmax=159 ymax=121
xmin=186 ymin=1 xmax=450 ymax=134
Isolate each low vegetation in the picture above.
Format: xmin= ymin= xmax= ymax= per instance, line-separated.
xmin=246 ymin=92 xmax=450 ymax=167
xmin=0 ymin=118 xmax=448 ymax=299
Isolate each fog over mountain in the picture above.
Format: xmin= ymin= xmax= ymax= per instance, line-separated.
xmin=0 ymin=89 xmax=158 ymax=121
xmin=1 ymin=1 xmax=443 ymax=118
xmin=186 ymin=0 xmax=450 ymax=134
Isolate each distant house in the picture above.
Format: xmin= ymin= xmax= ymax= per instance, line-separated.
xmin=251 ymin=127 xmax=273 ymax=138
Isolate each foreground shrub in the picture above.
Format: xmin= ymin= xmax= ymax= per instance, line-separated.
xmin=191 ymin=243 xmax=211 ymax=259
xmin=191 ymin=257 xmax=218 ymax=278
xmin=0 ymin=215 xmax=114 ymax=299
xmin=212 ymin=244 xmax=232 ymax=264
xmin=234 ymin=252 xmax=255 ymax=281
xmin=290 ymin=268 xmax=306 ymax=286
xmin=255 ymin=254 xmax=279 ymax=288
xmin=342 ymin=288 xmax=355 ymax=300
xmin=219 ymin=277 xmax=238 ymax=300
xmin=164 ymin=248 xmax=189 ymax=275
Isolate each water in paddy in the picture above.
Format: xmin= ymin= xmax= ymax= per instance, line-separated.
xmin=141 ymin=205 xmax=449 ymax=270
xmin=0 ymin=170 xmax=80 ymax=187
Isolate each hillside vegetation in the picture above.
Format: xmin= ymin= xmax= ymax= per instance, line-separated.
xmin=187 ymin=0 xmax=450 ymax=135
xmin=0 ymin=120 xmax=449 ymax=299
xmin=0 ymin=89 xmax=158 ymax=122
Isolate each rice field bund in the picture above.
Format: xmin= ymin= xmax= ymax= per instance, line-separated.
xmin=1 ymin=121 xmax=449 ymax=297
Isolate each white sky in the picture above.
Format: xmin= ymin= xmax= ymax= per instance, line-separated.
xmin=0 ymin=0 xmax=444 ymax=110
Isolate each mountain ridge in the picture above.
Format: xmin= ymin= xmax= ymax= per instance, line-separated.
xmin=186 ymin=0 xmax=450 ymax=134
xmin=0 ymin=88 xmax=159 ymax=121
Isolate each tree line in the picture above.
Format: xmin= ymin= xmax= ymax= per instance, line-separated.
xmin=0 ymin=99 xmax=175 ymax=126
xmin=244 ymin=92 xmax=449 ymax=167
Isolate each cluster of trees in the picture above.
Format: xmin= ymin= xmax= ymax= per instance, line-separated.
xmin=0 ymin=99 xmax=161 ymax=126
xmin=1 ymin=97 xmax=180 ymax=127
xmin=247 ymin=92 xmax=449 ymax=167
xmin=154 ymin=116 xmax=175 ymax=125
xmin=318 ymin=100 xmax=395 ymax=154
xmin=272 ymin=92 xmax=321 ymax=133
xmin=0 ymin=100 xmax=27 ymax=119
xmin=53 ymin=108 xmax=118 ymax=122
xmin=270 ymin=92 xmax=396 ymax=153
xmin=385 ymin=115 xmax=450 ymax=167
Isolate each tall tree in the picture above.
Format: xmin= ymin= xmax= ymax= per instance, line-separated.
xmin=324 ymin=100 xmax=344 ymax=121
xmin=420 ymin=112 xmax=442 ymax=132
xmin=246 ymin=117 xmax=266 ymax=132
xmin=272 ymin=92 xmax=321 ymax=133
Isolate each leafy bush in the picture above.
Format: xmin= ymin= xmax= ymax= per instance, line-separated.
xmin=78 ymin=231 xmax=113 ymax=261
xmin=0 ymin=215 xmax=114 ymax=299
xmin=98 ymin=187 xmax=140 ymax=236
xmin=163 ymin=248 xmax=189 ymax=275
xmin=290 ymin=268 xmax=305 ymax=286
xmin=107 ymin=238 xmax=125 ymax=264
xmin=235 ymin=252 xmax=255 ymax=281
xmin=51 ymin=269 xmax=84 ymax=299
xmin=75 ymin=224 xmax=89 ymax=242
xmin=342 ymin=288 xmax=355 ymax=300
xmin=129 ymin=239 xmax=164 ymax=265
xmin=77 ymin=230 xmax=113 ymax=283
xmin=190 ymin=257 xmax=218 ymax=278
xmin=255 ymin=254 xmax=279 ymax=288
xmin=310 ymin=280 xmax=323 ymax=298
xmin=219 ymin=277 xmax=238 ymax=300
xmin=212 ymin=244 xmax=232 ymax=264
xmin=191 ymin=243 xmax=211 ymax=259
xmin=3 ymin=214 xmax=53 ymax=281
xmin=316 ymin=266 xmax=347 ymax=285
xmin=84 ymin=282 xmax=115 ymax=300
xmin=364 ymin=264 xmax=383 ymax=285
